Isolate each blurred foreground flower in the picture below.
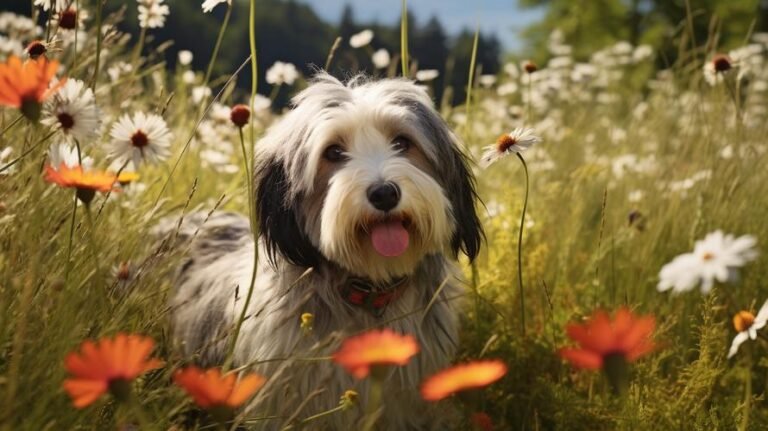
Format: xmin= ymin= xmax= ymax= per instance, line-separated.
xmin=174 ymin=366 xmax=265 ymax=420
xmin=63 ymin=333 xmax=163 ymax=408
xmin=559 ymin=308 xmax=656 ymax=394
xmin=108 ymin=112 xmax=172 ymax=167
xmin=332 ymin=329 xmax=419 ymax=378
xmin=728 ymin=299 xmax=768 ymax=358
xmin=45 ymin=163 xmax=118 ymax=205
xmin=41 ymin=78 xmax=101 ymax=142
xmin=657 ymin=231 xmax=758 ymax=294
xmin=420 ymin=360 xmax=507 ymax=401
xmin=480 ymin=128 xmax=541 ymax=168
xmin=415 ymin=69 xmax=439 ymax=82
xmin=0 ymin=56 xmax=64 ymax=121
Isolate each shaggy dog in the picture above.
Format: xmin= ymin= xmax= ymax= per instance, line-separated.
xmin=169 ymin=74 xmax=483 ymax=429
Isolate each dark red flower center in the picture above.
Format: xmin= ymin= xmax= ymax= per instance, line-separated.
xmin=57 ymin=112 xmax=75 ymax=130
xmin=26 ymin=41 xmax=46 ymax=58
xmin=523 ymin=61 xmax=538 ymax=74
xmin=131 ymin=130 xmax=149 ymax=148
xmin=59 ymin=9 xmax=78 ymax=30
xmin=712 ymin=55 xmax=732 ymax=73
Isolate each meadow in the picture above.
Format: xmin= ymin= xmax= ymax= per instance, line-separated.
xmin=1 ymin=1 xmax=768 ymax=430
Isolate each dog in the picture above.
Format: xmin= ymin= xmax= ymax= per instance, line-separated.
xmin=169 ymin=73 xmax=483 ymax=429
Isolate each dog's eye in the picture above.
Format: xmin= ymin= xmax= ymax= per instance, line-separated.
xmin=391 ymin=136 xmax=413 ymax=153
xmin=323 ymin=144 xmax=348 ymax=162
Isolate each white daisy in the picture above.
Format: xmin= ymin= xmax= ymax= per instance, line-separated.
xmin=657 ymin=231 xmax=758 ymax=294
xmin=349 ymin=29 xmax=374 ymax=48
xmin=728 ymin=300 xmax=768 ymax=358
xmin=372 ymin=49 xmax=390 ymax=69
xmin=415 ymin=69 xmax=439 ymax=82
xmin=47 ymin=142 xmax=94 ymax=170
xmin=41 ymin=79 xmax=101 ymax=143
xmin=265 ymin=61 xmax=299 ymax=86
xmin=108 ymin=112 xmax=172 ymax=167
xmin=34 ymin=0 xmax=70 ymax=12
xmin=138 ymin=0 xmax=169 ymax=29
xmin=192 ymin=86 xmax=212 ymax=104
xmin=480 ymin=128 xmax=542 ymax=168
xmin=202 ymin=0 xmax=231 ymax=13
xmin=703 ymin=54 xmax=735 ymax=86
xmin=479 ymin=74 xmax=497 ymax=87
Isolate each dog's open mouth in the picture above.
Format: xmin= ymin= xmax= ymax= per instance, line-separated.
xmin=369 ymin=217 xmax=411 ymax=257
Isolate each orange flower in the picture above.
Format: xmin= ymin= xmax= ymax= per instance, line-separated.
xmin=332 ymin=329 xmax=419 ymax=378
xmin=559 ymin=307 xmax=656 ymax=370
xmin=63 ymin=333 xmax=163 ymax=408
xmin=0 ymin=56 xmax=64 ymax=120
xmin=173 ymin=366 xmax=266 ymax=409
xmin=420 ymin=360 xmax=507 ymax=401
xmin=45 ymin=163 xmax=119 ymax=204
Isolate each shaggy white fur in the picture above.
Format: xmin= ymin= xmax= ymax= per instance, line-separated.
xmin=168 ymin=74 xmax=483 ymax=429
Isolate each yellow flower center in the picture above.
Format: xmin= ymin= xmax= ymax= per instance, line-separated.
xmin=733 ymin=311 xmax=755 ymax=333
xmin=702 ymin=252 xmax=715 ymax=261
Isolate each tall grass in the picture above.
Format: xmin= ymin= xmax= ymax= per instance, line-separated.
xmin=1 ymin=2 xmax=768 ymax=430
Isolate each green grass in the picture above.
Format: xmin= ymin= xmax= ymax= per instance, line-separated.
xmin=2 ymin=2 xmax=768 ymax=430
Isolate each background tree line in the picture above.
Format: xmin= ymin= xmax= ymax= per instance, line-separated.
xmin=4 ymin=0 xmax=766 ymax=106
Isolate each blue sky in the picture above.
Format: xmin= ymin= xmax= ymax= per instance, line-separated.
xmin=297 ymin=0 xmax=544 ymax=51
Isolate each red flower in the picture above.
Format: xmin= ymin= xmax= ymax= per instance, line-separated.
xmin=332 ymin=329 xmax=419 ymax=378
xmin=559 ymin=307 xmax=656 ymax=370
xmin=173 ymin=366 xmax=266 ymax=409
xmin=63 ymin=334 xmax=163 ymax=408
xmin=420 ymin=360 xmax=507 ymax=401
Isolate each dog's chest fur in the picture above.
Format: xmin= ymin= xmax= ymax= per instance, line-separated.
xmin=170 ymin=212 xmax=464 ymax=429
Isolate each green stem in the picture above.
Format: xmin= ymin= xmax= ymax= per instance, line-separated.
xmin=739 ymin=349 xmax=752 ymax=431
xmin=280 ymin=405 xmax=346 ymax=430
xmin=225 ymin=4 xmax=259 ymax=367
xmin=91 ymin=0 xmax=103 ymax=90
xmin=202 ymin=4 xmax=233 ymax=90
xmin=516 ymin=153 xmax=529 ymax=338
xmin=65 ymin=190 xmax=78 ymax=280
xmin=0 ymin=130 xmax=56 ymax=175
xmin=0 ymin=115 xmax=23 ymax=137
xmin=362 ymin=377 xmax=383 ymax=431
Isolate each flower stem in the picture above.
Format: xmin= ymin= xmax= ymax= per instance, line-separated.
xmin=362 ymin=377 xmax=383 ymax=431
xmin=280 ymin=405 xmax=346 ymax=430
xmin=0 ymin=130 xmax=56 ymax=175
xmin=202 ymin=3 xmax=233 ymax=91
xmin=516 ymin=153 xmax=529 ymax=338
xmin=65 ymin=190 xmax=78 ymax=280
xmin=739 ymin=348 xmax=752 ymax=431
xmin=224 ymin=4 xmax=259 ymax=371
xmin=0 ymin=115 xmax=23 ymax=137
xmin=90 ymin=0 xmax=103 ymax=90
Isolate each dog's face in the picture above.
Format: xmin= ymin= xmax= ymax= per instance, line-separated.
xmin=256 ymin=74 xmax=482 ymax=281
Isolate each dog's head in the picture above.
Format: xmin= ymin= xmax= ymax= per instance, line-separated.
xmin=255 ymin=74 xmax=482 ymax=281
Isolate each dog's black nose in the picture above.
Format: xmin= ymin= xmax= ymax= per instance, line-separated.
xmin=367 ymin=182 xmax=400 ymax=212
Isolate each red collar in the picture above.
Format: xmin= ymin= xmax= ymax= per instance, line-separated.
xmin=340 ymin=276 xmax=409 ymax=317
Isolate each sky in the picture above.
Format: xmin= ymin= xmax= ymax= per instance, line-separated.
xmin=297 ymin=0 xmax=544 ymax=51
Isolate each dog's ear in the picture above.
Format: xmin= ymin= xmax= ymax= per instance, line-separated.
xmin=408 ymin=98 xmax=485 ymax=262
xmin=446 ymin=144 xmax=484 ymax=262
xmin=255 ymin=159 xmax=322 ymax=267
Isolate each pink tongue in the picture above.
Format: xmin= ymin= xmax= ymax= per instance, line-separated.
xmin=370 ymin=220 xmax=410 ymax=257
